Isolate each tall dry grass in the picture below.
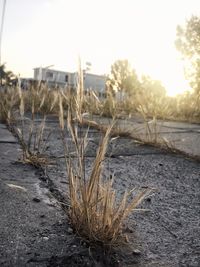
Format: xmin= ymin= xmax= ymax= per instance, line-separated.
xmin=0 ymin=87 xmax=19 ymax=123
xmin=58 ymin=66 xmax=151 ymax=246
xmin=7 ymin=80 xmax=58 ymax=166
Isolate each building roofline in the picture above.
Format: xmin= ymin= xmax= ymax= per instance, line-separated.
xmin=33 ymin=67 xmax=73 ymax=74
xmin=33 ymin=68 xmax=106 ymax=78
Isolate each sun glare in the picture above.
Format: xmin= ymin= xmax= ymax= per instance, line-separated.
xmin=162 ymin=78 xmax=190 ymax=97
xmin=133 ymin=56 xmax=191 ymax=97
xmin=2 ymin=0 xmax=200 ymax=96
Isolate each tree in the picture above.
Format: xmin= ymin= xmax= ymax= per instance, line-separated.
xmin=0 ymin=64 xmax=16 ymax=86
xmin=107 ymin=59 xmax=140 ymax=96
xmin=139 ymin=75 xmax=167 ymax=118
xmin=141 ymin=75 xmax=166 ymax=98
xmin=175 ymin=16 xmax=200 ymax=95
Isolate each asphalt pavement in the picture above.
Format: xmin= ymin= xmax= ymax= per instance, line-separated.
xmin=0 ymin=120 xmax=199 ymax=267
xmin=86 ymin=115 xmax=200 ymax=158
xmin=0 ymin=123 xmax=73 ymax=267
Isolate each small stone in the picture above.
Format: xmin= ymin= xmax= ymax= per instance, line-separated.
xmin=67 ymin=227 xmax=73 ymax=234
xmin=43 ymin=237 xmax=49 ymax=241
xmin=132 ymin=249 xmax=141 ymax=255
xmin=72 ymin=245 xmax=77 ymax=248
xmin=32 ymin=197 xmax=41 ymax=203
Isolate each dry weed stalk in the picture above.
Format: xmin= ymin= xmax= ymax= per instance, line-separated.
xmin=0 ymin=87 xmax=19 ymax=123
xmin=59 ymin=91 xmax=151 ymax=246
xmin=10 ymin=82 xmax=57 ymax=167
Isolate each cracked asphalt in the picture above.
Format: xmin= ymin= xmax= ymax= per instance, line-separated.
xmin=0 ymin=119 xmax=200 ymax=267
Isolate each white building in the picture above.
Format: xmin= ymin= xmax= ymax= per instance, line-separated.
xmin=33 ymin=68 xmax=73 ymax=88
xmin=33 ymin=68 xmax=106 ymax=94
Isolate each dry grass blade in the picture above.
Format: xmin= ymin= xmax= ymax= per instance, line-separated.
xmin=59 ymin=92 xmax=64 ymax=130
xmin=87 ymin=124 xmax=113 ymax=203
xmin=18 ymin=77 xmax=24 ymax=118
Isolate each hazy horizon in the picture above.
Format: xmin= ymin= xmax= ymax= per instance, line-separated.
xmin=1 ymin=0 xmax=200 ymax=95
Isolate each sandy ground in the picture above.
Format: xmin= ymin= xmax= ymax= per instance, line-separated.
xmin=0 ymin=117 xmax=200 ymax=266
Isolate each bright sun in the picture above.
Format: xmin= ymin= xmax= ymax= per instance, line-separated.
xmin=136 ymin=57 xmax=191 ymax=97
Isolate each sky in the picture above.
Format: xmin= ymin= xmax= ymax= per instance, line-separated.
xmin=1 ymin=0 xmax=200 ymax=96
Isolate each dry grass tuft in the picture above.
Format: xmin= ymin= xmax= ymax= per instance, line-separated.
xmin=59 ymin=84 xmax=151 ymax=246
xmin=7 ymin=81 xmax=57 ymax=167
